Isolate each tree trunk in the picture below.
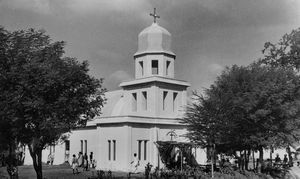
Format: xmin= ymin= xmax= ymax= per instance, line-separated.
xmin=252 ymin=150 xmax=255 ymax=169
xmin=7 ymin=137 xmax=18 ymax=179
xmin=270 ymin=146 xmax=273 ymax=167
xmin=8 ymin=142 xmax=13 ymax=179
xmin=28 ymin=144 xmax=43 ymax=179
xmin=287 ymin=146 xmax=293 ymax=167
xmin=258 ymin=147 xmax=264 ymax=173
xmin=238 ymin=151 xmax=241 ymax=170
xmin=245 ymin=149 xmax=249 ymax=170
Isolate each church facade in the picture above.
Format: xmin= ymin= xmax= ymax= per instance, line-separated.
xmin=67 ymin=19 xmax=194 ymax=171
xmin=23 ymin=11 xmax=295 ymax=171
xmin=24 ymin=13 xmax=207 ymax=171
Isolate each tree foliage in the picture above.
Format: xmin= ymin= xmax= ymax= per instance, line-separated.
xmin=260 ymin=28 xmax=300 ymax=70
xmin=183 ymin=28 xmax=300 ymax=164
xmin=183 ymin=64 xmax=300 ymax=156
xmin=0 ymin=27 xmax=106 ymax=179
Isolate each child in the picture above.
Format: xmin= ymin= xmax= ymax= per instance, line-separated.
xmin=71 ymin=154 xmax=78 ymax=174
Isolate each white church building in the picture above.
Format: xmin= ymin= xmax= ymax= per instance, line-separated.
xmin=23 ymin=9 xmax=298 ymax=171
xmin=24 ymin=11 xmax=207 ymax=171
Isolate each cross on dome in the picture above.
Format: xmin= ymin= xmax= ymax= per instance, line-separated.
xmin=150 ymin=8 xmax=160 ymax=23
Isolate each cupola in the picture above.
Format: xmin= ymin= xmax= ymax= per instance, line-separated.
xmin=134 ymin=23 xmax=175 ymax=57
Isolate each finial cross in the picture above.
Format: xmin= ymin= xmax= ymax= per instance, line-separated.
xmin=150 ymin=8 xmax=160 ymax=23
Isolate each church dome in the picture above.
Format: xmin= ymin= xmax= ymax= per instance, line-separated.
xmin=135 ymin=23 xmax=175 ymax=56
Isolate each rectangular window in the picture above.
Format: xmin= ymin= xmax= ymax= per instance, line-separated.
xmin=65 ymin=140 xmax=70 ymax=151
xmin=138 ymin=140 xmax=142 ymax=160
xmin=84 ymin=140 xmax=87 ymax=154
xmin=166 ymin=61 xmax=171 ymax=76
xmin=108 ymin=140 xmax=111 ymax=161
xmin=173 ymin=92 xmax=178 ymax=112
xmin=139 ymin=61 xmax=144 ymax=76
xmin=80 ymin=140 xmax=83 ymax=153
xmin=144 ymin=141 xmax=147 ymax=160
xmin=113 ymin=140 xmax=116 ymax=161
xmin=132 ymin=93 xmax=137 ymax=111
xmin=163 ymin=91 xmax=168 ymax=110
xmin=152 ymin=60 xmax=158 ymax=75
xmin=142 ymin=91 xmax=147 ymax=110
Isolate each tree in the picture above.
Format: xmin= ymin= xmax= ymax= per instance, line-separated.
xmin=231 ymin=64 xmax=300 ymax=165
xmin=183 ymin=27 xmax=300 ymax=171
xmin=0 ymin=27 xmax=106 ymax=179
xmin=182 ymin=64 xmax=300 ymax=169
xmin=183 ymin=90 xmax=235 ymax=152
xmin=260 ymin=28 xmax=300 ymax=70
xmin=259 ymin=27 xmax=300 ymax=166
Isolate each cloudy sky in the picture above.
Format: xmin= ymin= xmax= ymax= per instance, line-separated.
xmin=1 ymin=0 xmax=300 ymax=93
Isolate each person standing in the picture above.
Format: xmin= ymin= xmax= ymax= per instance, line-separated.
xmin=83 ymin=153 xmax=89 ymax=171
xmin=89 ymin=152 xmax=93 ymax=168
xmin=78 ymin=152 xmax=83 ymax=167
xmin=283 ymin=154 xmax=288 ymax=164
xmin=275 ymin=154 xmax=281 ymax=164
xmin=239 ymin=154 xmax=245 ymax=170
xmin=47 ymin=154 xmax=51 ymax=165
xmin=283 ymin=154 xmax=289 ymax=168
xmin=130 ymin=153 xmax=139 ymax=174
xmin=71 ymin=154 xmax=78 ymax=174
xmin=241 ymin=154 xmax=245 ymax=170
xmin=50 ymin=153 xmax=54 ymax=165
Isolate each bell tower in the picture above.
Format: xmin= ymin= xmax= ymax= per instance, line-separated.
xmin=134 ymin=8 xmax=175 ymax=79
xmin=120 ymin=9 xmax=189 ymax=118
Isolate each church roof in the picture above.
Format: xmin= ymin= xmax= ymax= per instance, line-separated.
xmin=120 ymin=76 xmax=190 ymax=88
xmin=134 ymin=23 xmax=175 ymax=57
xmin=99 ymin=90 xmax=126 ymax=117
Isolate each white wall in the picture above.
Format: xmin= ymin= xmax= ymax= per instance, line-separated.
xmin=23 ymin=143 xmax=65 ymax=165
xmin=122 ymin=84 xmax=186 ymax=118
xmin=68 ymin=127 xmax=99 ymax=164
xmin=97 ymin=125 xmax=131 ymax=171
xmin=95 ymin=122 xmax=201 ymax=172
xmin=135 ymin=54 xmax=175 ymax=79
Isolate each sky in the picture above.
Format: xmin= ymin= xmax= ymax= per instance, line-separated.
xmin=0 ymin=0 xmax=300 ymax=94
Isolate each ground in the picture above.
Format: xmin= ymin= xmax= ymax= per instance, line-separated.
xmin=290 ymin=166 xmax=300 ymax=179
xmin=0 ymin=164 xmax=144 ymax=179
xmin=2 ymin=164 xmax=300 ymax=179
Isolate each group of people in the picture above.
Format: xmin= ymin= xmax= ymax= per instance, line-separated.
xmin=71 ymin=152 xmax=94 ymax=174
xmin=274 ymin=153 xmax=290 ymax=166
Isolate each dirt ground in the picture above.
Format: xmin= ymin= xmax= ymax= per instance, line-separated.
xmin=0 ymin=163 xmax=143 ymax=179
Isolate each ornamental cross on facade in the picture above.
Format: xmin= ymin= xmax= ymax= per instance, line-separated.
xmin=150 ymin=8 xmax=160 ymax=23
xmin=167 ymin=130 xmax=177 ymax=141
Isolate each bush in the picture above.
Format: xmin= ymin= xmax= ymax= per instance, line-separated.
xmin=150 ymin=167 xmax=271 ymax=179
